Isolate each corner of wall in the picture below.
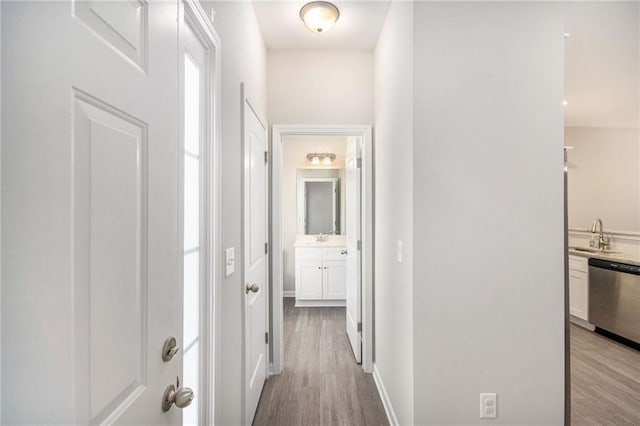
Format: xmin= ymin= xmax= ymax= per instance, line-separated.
xmin=372 ymin=1 xmax=415 ymax=425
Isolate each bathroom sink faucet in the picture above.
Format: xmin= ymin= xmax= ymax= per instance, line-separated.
xmin=590 ymin=218 xmax=610 ymax=250
xmin=315 ymin=233 xmax=329 ymax=242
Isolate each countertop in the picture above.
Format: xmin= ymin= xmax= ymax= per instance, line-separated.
xmin=293 ymin=235 xmax=347 ymax=248
xmin=569 ymin=247 xmax=640 ymax=267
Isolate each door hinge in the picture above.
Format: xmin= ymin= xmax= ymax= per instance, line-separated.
xmin=356 ymin=157 xmax=362 ymax=168
xmin=265 ymin=332 xmax=269 ymax=344
xmin=357 ymin=322 xmax=362 ymax=332
xmin=357 ymin=240 xmax=362 ymax=251
xmin=264 ymin=151 xmax=268 ymax=164
xmin=265 ymin=242 xmax=269 ymax=254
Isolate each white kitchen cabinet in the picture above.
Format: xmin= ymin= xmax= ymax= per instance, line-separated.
xmin=295 ymin=246 xmax=347 ymax=306
xmin=569 ymin=255 xmax=590 ymax=325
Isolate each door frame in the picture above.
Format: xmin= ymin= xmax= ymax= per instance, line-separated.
xmin=241 ymin=84 xmax=270 ymax=424
xmin=271 ymin=125 xmax=373 ymax=374
xmin=179 ymin=1 xmax=222 ymax=424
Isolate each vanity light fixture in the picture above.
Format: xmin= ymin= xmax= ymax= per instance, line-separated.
xmin=299 ymin=1 xmax=340 ymax=33
xmin=306 ymin=152 xmax=336 ymax=165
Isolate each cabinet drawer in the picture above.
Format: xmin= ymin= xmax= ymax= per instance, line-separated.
xmin=323 ymin=247 xmax=347 ymax=260
xmin=296 ymin=247 xmax=322 ymax=261
xmin=569 ymin=255 xmax=588 ymax=273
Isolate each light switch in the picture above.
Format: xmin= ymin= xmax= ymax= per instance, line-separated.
xmin=397 ymin=240 xmax=403 ymax=264
xmin=225 ymin=247 xmax=235 ymax=277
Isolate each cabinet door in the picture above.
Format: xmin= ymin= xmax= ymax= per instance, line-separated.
xmin=296 ymin=260 xmax=324 ymax=299
xmin=569 ymin=269 xmax=588 ymax=321
xmin=323 ymin=260 xmax=346 ymax=299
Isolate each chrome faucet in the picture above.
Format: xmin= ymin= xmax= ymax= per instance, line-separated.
xmin=315 ymin=233 xmax=329 ymax=242
xmin=590 ymin=218 xmax=610 ymax=250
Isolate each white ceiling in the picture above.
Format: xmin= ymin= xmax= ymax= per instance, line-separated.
xmin=252 ymin=0 xmax=391 ymax=50
xmin=565 ymin=2 xmax=639 ymax=128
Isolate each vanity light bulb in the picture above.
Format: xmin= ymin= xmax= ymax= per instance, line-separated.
xmin=311 ymin=156 xmax=320 ymax=165
xmin=323 ymin=156 xmax=332 ymax=165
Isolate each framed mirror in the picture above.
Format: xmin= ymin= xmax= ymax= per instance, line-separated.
xmin=296 ymin=169 xmax=343 ymax=235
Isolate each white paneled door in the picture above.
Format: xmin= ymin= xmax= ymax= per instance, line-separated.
xmin=345 ymin=137 xmax=362 ymax=363
xmin=73 ymin=1 xmax=182 ymax=424
xmin=243 ymin=88 xmax=269 ymax=424
xmin=2 ymin=1 xmax=199 ymax=424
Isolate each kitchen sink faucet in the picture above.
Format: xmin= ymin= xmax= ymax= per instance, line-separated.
xmin=590 ymin=218 xmax=610 ymax=250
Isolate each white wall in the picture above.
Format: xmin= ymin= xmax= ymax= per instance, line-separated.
xmin=268 ymin=49 xmax=373 ymax=125
xmin=566 ymin=126 xmax=640 ymax=232
xmin=2 ymin=3 xmax=75 ymax=422
xmin=412 ymin=3 xmax=565 ymax=424
xmin=282 ymin=136 xmax=346 ymax=294
xmin=201 ymin=2 xmax=267 ymax=424
xmin=372 ymin=2 xmax=414 ymax=425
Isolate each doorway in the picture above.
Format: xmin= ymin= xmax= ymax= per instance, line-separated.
xmin=564 ymin=2 xmax=640 ymax=424
xmin=270 ymin=125 xmax=373 ymax=374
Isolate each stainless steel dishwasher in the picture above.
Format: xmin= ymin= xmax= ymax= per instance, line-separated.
xmin=589 ymin=258 xmax=640 ymax=345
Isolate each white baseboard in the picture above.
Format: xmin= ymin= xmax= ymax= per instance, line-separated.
xmin=294 ymin=299 xmax=346 ymax=307
xmin=373 ymin=364 xmax=399 ymax=426
xmin=283 ymin=290 xmax=296 ymax=298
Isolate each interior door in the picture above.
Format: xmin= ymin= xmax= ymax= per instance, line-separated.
xmin=243 ymin=91 xmax=269 ymax=423
xmin=345 ymin=137 xmax=362 ymax=363
xmin=2 ymin=1 xmax=182 ymax=424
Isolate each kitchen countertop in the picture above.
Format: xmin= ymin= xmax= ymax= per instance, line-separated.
xmin=569 ymin=248 xmax=640 ymax=267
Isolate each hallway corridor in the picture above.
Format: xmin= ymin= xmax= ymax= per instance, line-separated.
xmin=253 ymin=299 xmax=388 ymax=425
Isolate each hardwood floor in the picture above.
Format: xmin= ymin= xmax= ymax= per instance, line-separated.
xmin=253 ymin=299 xmax=388 ymax=426
xmin=571 ymin=324 xmax=640 ymax=425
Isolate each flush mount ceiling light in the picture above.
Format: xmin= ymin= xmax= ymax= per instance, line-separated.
xmin=307 ymin=152 xmax=336 ymax=165
xmin=299 ymin=1 xmax=340 ymax=33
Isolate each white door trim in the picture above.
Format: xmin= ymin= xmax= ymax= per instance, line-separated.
xmin=271 ymin=125 xmax=373 ymax=374
xmin=181 ymin=2 xmax=222 ymax=424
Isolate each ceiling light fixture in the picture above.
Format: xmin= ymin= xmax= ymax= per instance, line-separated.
xmin=307 ymin=152 xmax=336 ymax=165
xmin=299 ymin=1 xmax=340 ymax=34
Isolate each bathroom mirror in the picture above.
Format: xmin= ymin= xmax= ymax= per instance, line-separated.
xmin=297 ymin=169 xmax=344 ymax=235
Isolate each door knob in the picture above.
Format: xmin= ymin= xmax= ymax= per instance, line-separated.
xmin=162 ymin=377 xmax=194 ymax=412
xmin=245 ymin=283 xmax=260 ymax=294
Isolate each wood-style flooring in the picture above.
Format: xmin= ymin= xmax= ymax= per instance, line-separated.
xmin=571 ymin=324 xmax=640 ymax=425
xmin=253 ymin=299 xmax=388 ymax=426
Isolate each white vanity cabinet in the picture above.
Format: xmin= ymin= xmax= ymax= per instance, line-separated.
xmin=569 ymin=255 xmax=590 ymax=325
xmin=295 ymin=246 xmax=347 ymax=306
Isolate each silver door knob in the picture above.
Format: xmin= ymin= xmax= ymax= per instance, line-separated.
xmin=245 ymin=283 xmax=259 ymax=294
xmin=162 ymin=377 xmax=194 ymax=412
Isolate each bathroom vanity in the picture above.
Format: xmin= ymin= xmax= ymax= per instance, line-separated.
xmin=294 ymin=237 xmax=347 ymax=307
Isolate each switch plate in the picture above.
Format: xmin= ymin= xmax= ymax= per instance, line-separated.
xmin=225 ymin=247 xmax=235 ymax=277
xmin=397 ymin=240 xmax=403 ymax=263
xmin=480 ymin=393 xmax=497 ymax=419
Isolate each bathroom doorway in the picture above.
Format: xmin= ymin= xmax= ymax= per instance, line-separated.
xmin=270 ymin=125 xmax=373 ymax=374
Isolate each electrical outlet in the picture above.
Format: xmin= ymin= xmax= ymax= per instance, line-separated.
xmin=480 ymin=393 xmax=497 ymax=419
xmin=397 ymin=240 xmax=403 ymax=263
